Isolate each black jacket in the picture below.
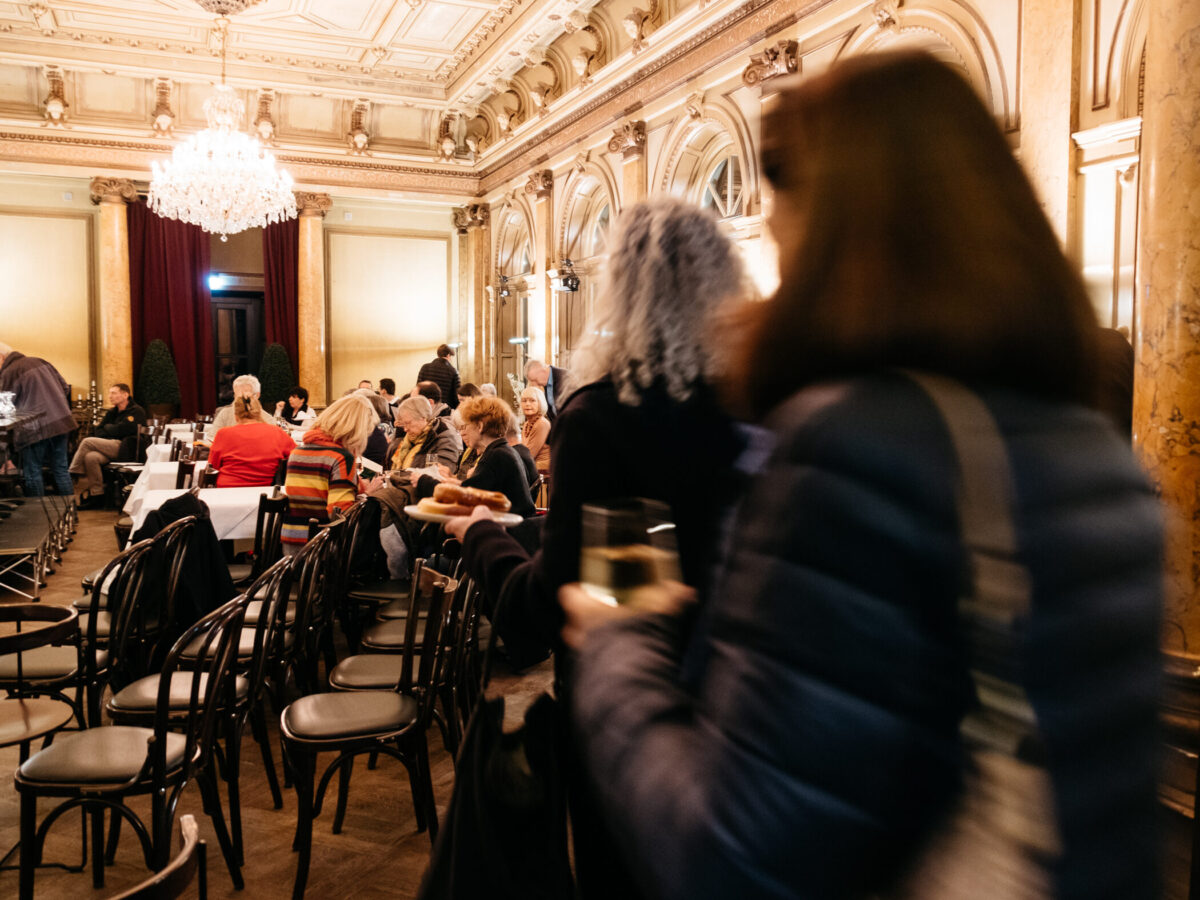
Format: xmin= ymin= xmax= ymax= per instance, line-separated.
xmin=416 ymin=357 xmax=462 ymax=409
xmin=544 ymin=365 xmax=568 ymax=421
xmin=512 ymin=441 xmax=538 ymax=487
xmin=96 ymin=402 xmax=147 ymax=439
xmin=418 ymin=437 xmax=535 ymax=518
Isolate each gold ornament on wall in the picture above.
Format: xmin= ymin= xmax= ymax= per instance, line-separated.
xmin=742 ymin=40 xmax=799 ymax=88
xmin=42 ymin=65 xmax=69 ymax=127
xmin=151 ymin=78 xmax=176 ymax=136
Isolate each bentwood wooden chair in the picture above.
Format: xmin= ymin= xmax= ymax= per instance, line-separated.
xmin=280 ymin=578 xmax=452 ymax=899
xmin=0 ymin=605 xmax=80 ymax=762
xmin=109 ymin=814 xmax=207 ymax=900
xmin=15 ymin=599 xmax=246 ymax=898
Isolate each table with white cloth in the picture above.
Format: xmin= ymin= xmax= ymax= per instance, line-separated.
xmin=161 ymin=423 xmax=198 ymax=441
xmin=126 ymin=485 xmax=278 ymax=543
xmin=122 ymin=460 xmax=210 ymax=516
xmin=145 ymin=442 xmax=181 ymax=464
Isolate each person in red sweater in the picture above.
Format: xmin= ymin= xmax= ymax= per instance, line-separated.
xmin=207 ymin=395 xmax=295 ymax=487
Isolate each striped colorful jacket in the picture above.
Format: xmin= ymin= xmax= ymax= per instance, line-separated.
xmin=282 ymin=428 xmax=357 ymax=544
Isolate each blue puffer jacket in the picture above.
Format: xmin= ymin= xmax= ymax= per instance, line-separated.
xmin=572 ymin=373 xmax=1162 ymax=900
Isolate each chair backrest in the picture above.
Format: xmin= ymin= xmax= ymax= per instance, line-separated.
xmin=0 ymin=604 xmax=79 ymax=693
xmin=196 ymin=465 xmax=218 ymax=489
xmin=110 ymin=813 xmax=207 ymax=900
xmin=85 ymin=539 xmax=159 ymax=688
xmin=281 ymin=519 xmax=344 ymax=675
xmin=174 ymin=460 xmax=196 ymax=490
xmin=152 ymin=597 xmax=245 ymax=791
xmin=169 ymin=438 xmax=183 ymax=463
xmin=399 ymin=577 xmax=452 ymax=730
xmin=247 ymin=488 xmax=289 ymax=582
xmin=243 ymin=556 xmax=297 ymax=702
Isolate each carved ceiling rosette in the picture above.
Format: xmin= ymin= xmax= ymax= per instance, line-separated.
xmin=608 ymin=120 xmax=647 ymax=159
xmin=742 ymin=40 xmax=799 ymax=89
xmin=294 ymin=192 xmax=333 ymax=216
xmin=524 ymin=169 xmax=553 ymax=199
xmin=89 ymin=177 xmax=139 ymax=205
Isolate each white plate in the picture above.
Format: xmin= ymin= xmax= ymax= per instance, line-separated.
xmin=404 ymin=504 xmax=523 ymax=528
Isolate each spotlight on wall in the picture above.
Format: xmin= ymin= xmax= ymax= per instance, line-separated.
xmin=553 ymin=259 xmax=580 ymax=293
xmin=208 ymin=273 xmax=228 ymax=291
xmin=508 ymin=336 xmax=529 ymax=345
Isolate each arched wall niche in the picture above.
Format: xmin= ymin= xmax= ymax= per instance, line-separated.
xmin=1109 ymin=0 xmax=1147 ymax=119
xmin=556 ymin=160 xmax=620 ymax=261
xmin=840 ymin=1 xmax=1014 ymax=130
xmin=653 ymin=97 xmax=758 ymax=216
xmin=493 ymin=196 xmax=537 ymax=277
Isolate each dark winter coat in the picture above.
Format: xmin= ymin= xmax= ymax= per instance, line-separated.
xmin=0 ymin=351 xmax=76 ymax=449
xmin=416 ymin=356 xmax=462 ymax=409
xmin=571 ymin=373 xmax=1163 ymax=900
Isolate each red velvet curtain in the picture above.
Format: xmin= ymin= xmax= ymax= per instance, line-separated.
xmin=128 ymin=201 xmax=216 ymax=419
xmin=262 ymin=217 xmax=300 ymax=370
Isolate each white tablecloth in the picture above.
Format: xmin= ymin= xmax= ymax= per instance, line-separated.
xmin=127 ymin=486 xmax=278 ymax=543
xmin=163 ymin=423 xmax=197 ymax=438
xmin=123 ymin=460 xmax=209 ymax=515
xmin=145 ymin=442 xmax=183 ymax=464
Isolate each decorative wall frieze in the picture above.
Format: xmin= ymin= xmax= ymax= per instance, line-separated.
xmin=294 ymin=192 xmax=333 ymax=216
xmin=453 ymin=203 xmax=491 ymax=233
xmin=524 ymin=168 xmax=553 ymax=198
xmin=608 ymin=120 xmax=647 ymax=159
xmin=29 ymin=3 xmax=57 ymax=36
xmin=742 ymin=40 xmax=799 ymax=88
xmin=88 ymin=176 xmax=138 ymax=204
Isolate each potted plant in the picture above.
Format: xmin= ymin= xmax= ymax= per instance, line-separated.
xmin=136 ymin=338 xmax=181 ymax=420
xmin=258 ymin=342 xmax=295 ymax=413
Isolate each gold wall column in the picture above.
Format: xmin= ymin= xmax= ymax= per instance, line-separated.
xmin=525 ymin=170 xmax=554 ymax=363
xmin=1134 ymin=1 xmax=1200 ymax=642
xmin=1019 ymin=0 xmax=1081 ymax=244
xmin=295 ymin=192 xmax=332 ymax=407
xmin=453 ymin=204 xmax=492 ymax=384
xmin=88 ymin=177 xmax=137 ymax=390
xmin=610 ymin=120 xmax=647 ymax=207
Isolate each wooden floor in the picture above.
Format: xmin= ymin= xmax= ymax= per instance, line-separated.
xmin=0 ymin=503 xmax=553 ymax=899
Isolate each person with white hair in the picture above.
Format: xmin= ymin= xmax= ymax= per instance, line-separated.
xmin=205 ymin=373 xmax=275 ymax=440
xmin=444 ymin=197 xmax=751 ymax=895
xmin=524 ymin=358 xmax=568 ymax=421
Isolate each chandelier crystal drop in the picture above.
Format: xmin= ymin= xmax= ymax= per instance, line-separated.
xmin=148 ymin=4 xmax=294 ymax=240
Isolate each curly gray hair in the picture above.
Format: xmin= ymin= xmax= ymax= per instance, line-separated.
xmin=565 ymin=197 xmax=749 ymax=405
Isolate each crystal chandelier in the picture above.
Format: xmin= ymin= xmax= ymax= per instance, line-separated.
xmin=149 ymin=7 xmax=295 ymax=240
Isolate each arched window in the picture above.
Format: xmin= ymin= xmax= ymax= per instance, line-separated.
xmin=590 ymin=203 xmax=611 ymax=256
xmin=701 ymin=155 xmax=744 ymax=219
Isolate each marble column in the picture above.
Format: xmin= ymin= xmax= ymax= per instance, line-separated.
xmin=609 ymin=120 xmax=647 ymax=207
xmin=525 ymin=170 xmax=554 ymax=363
xmin=1134 ymin=2 xmax=1200 ymax=643
xmin=453 ymin=204 xmax=492 ymax=384
xmin=88 ymin=177 xmax=137 ymax=391
xmin=295 ymin=192 xmax=332 ymax=407
xmin=1019 ymin=0 xmax=1080 ymax=244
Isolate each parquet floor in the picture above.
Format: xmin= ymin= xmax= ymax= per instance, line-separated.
xmin=0 ymin=504 xmax=553 ymax=899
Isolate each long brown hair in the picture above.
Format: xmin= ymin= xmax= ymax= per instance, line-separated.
xmin=734 ymin=52 xmax=1098 ymax=418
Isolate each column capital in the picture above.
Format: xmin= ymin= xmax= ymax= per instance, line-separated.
xmin=452 ymin=203 xmax=490 ymax=234
xmin=524 ymin=169 xmax=553 ymax=200
xmin=608 ymin=120 xmax=647 ymax=160
xmin=294 ymin=191 xmax=333 ymax=216
xmin=89 ymin=177 xmax=138 ymax=205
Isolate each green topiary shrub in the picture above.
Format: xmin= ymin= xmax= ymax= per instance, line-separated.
xmin=259 ymin=343 xmax=295 ymax=412
xmin=136 ymin=339 xmax=182 ymax=407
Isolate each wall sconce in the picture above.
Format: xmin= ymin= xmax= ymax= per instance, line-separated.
xmin=553 ymin=259 xmax=580 ymax=292
xmin=508 ymin=336 xmax=530 ymax=345
xmin=498 ymin=275 xmax=511 ymax=298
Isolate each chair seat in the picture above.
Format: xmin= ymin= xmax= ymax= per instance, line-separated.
xmin=0 ymin=644 xmax=100 ymax=680
xmin=77 ymin=611 xmax=112 ymax=639
xmin=227 ymin=563 xmax=254 ymax=583
xmin=72 ymin=593 xmax=105 ymax=611
xmin=0 ymin=697 xmax=76 ymax=749
xmin=282 ymin=691 xmax=417 ymax=741
xmin=347 ymin=579 xmax=411 ymax=604
xmin=244 ymin=599 xmax=296 ymax=625
xmin=329 ymin=654 xmax=411 ymax=691
xmin=182 ymin=627 xmax=293 ymax=661
xmin=109 ymin=672 xmax=250 ymax=713
xmin=361 ymin=617 xmax=429 ymax=650
xmin=18 ymin=725 xmax=187 ymax=784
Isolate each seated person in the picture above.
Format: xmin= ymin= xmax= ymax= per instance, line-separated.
xmin=281 ymin=394 xmax=381 ymax=547
xmin=69 ymin=382 xmax=147 ymax=509
xmin=387 ymin=395 xmax=463 ymax=475
xmin=520 ymin=385 xmax=551 ymax=473
xmin=275 ymin=386 xmax=316 ymax=427
xmin=415 ymin=395 xmax=535 ymax=518
xmin=506 ymin=413 xmax=539 ymax=488
xmin=206 ymin=374 xmax=276 ymax=439
xmin=354 ymin=388 xmax=392 ymax=468
xmin=411 ymin=380 xmax=452 ymax=421
xmin=207 ymin=396 xmax=295 ymax=486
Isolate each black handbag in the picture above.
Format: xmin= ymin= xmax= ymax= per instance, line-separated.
xmin=417 ymin=587 xmax=575 ymax=900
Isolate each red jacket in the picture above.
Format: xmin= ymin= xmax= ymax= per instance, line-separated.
xmin=208 ymin=421 xmax=294 ymax=487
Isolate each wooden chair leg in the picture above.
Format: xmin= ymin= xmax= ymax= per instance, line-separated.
xmin=332 ymin=757 xmax=353 ymax=835
xmin=252 ymin=705 xmax=284 ymax=809
xmin=198 ymin=768 xmax=244 ymax=890
xmin=18 ymin=793 xmax=36 ymax=900
xmin=226 ymin=719 xmax=244 ymax=867
xmin=90 ymin=806 xmax=106 ymax=888
xmin=289 ymin=748 xmax=315 ymax=900
xmin=104 ymin=809 xmax=122 ymax=864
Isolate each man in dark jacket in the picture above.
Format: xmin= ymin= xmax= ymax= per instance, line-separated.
xmin=0 ymin=342 xmax=77 ymax=496
xmin=69 ymin=382 xmax=146 ymax=508
xmin=524 ymin=359 xmax=568 ymax=421
xmin=416 ymin=344 xmax=461 ymax=409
